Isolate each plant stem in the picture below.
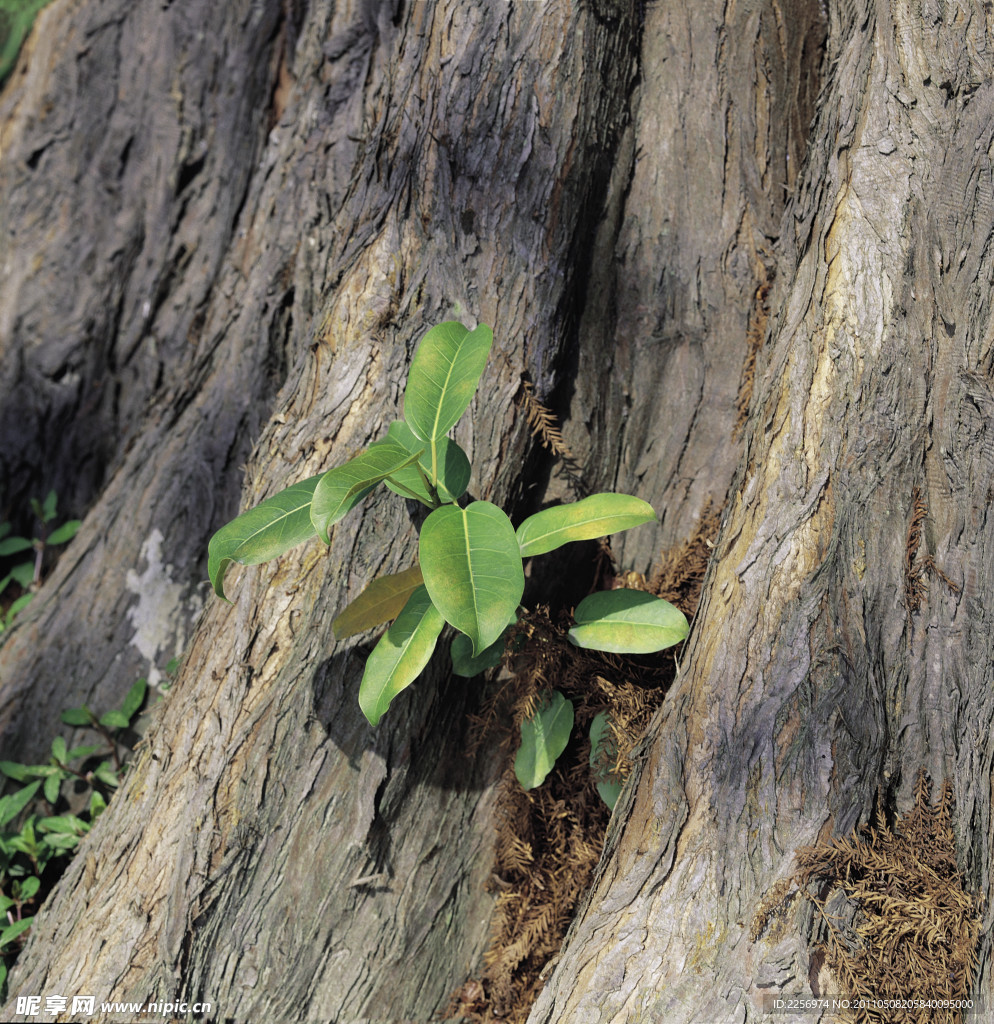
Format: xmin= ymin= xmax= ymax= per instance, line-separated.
xmin=32 ymin=541 xmax=44 ymax=588
xmin=384 ymin=476 xmax=434 ymax=508
xmin=414 ymin=463 xmax=443 ymax=509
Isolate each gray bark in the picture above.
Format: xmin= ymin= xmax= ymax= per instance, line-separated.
xmin=1 ymin=1 xmax=644 ymax=1020
xmin=4 ymin=0 xmax=989 ymax=1021
xmin=531 ymin=0 xmax=994 ymax=1020
xmin=1 ymin=0 xmax=298 ymax=743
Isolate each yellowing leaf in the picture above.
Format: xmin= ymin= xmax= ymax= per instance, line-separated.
xmin=568 ymin=589 xmax=689 ymax=654
xmin=333 ymin=565 xmax=425 ymax=640
xmin=516 ymin=493 xmax=655 ymax=558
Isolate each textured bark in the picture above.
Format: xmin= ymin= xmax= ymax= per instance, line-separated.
xmin=3 ymin=0 xmax=992 ymax=1021
xmin=531 ymin=1 xmax=994 ymax=1020
xmin=562 ymin=0 xmax=825 ymax=566
xmin=1 ymin=0 xmax=643 ymax=1020
xmin=0 ymin=0 xmax=284 ymax=519
xmin=0 ymin=0 xmax=301 ymax=748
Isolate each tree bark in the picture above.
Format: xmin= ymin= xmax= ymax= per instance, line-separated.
xmin=0 ymin=0 xmax=300 ymax=745
xmin=1 ymin=0 xmax=645 ymax=1020
xmin=3 ymin=0 xmax=991 ymax=1021
xmin=531 ymin=1 xmax=994 ymax=1020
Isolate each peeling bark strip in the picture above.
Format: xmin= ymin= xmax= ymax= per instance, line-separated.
xmin=532 ymin=0 xmax=994 ymax=1020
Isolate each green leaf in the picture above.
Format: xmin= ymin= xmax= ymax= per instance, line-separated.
xmin=419 ymin=501 xmax=524 ymax=655
xmin=358 ymin=586 xmax=445 ymax=726
xmin=50 ymin=737 xmax=67 ymax=763
xmin=42 ymin=772 xmax=61 ymax=806
xmin=0 ymin=917 xmax=33 ymax=949
xmin=14 ymin=876 xmax=40 ymax=901
xmin=7 ymin=836 xmax=35 ymax=857
xmin=332 ymin=565 xmax=425 ymax=640
xmin=568 ymin=589 xmax=690 ymax=654
xmin=46 ymin=520 xmax=81 ymax=546
xmin=514 ymin=691 xmax=574 ymax=791
xmin=40 ymin=490 xmax=58 ymax=523
xmin=0 ymin=765 xmax=52 ymax=781
xmin=208 ymin=473 xmax=324 ymax=600
xmin=373 ymin=421 xmax=471 ymax=504
xmin=0 ymin=762 xmax=31 ymax=782
xmin=41 ymin=833 xmax=79 ymax=851
xmin=12 ymin=817 xmax=37 ymax=850
xmin=0 ymin=782 xmax=40 ymax=829
xmin=310 ymin=444 xmax=423 ymax=543
xmin=38 ymin=814 xmax=88 ymax=835
xmin=3 ymin=593 xmax=33 ymax=629
xmin=9 ymin=562 xmax=34 ymax=589
xmin=404 ymin=321 xmax=493 ymax=487
xmin=589 ymin=712 xmax=623 ymax=810
xmin=98 ymin=710 xmax=129 ymax=730
xmin=450 ymin=624 xmax=513 ymax=677
xmin=93 ymin=763 xmax=120 ymax=788
xmin=60 ymin=707 xmax=94 ymax=727
xmin=0 ymin=537 xmax=32 ymax=556
xmin=65 ymin=744 xmax=100 ymax=762
xmin=516 ymin=493 xmax=656 ymax=558
xmin=90 ymin=790 xmax=107 ymax=818
xmin=0 ymin=0 xmax=55 ymax=87
xmin=120 ymin=677 xmax=147 ymax=722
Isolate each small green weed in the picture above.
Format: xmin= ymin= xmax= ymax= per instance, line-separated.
xmin=0 ymin=678 xmax=148 ymax=996
xmin=0 ymin=490 xmax=80 ymax=636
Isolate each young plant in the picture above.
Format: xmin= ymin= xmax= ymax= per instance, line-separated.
xmin=0 ymin=678 xmax=148 ymax=995
xmin=59 ymin=676 xmax=149 ymax=774
xmin=208 ymin=322 xmax=689 ymax=779
xmin=0 ymin=490 xmax=81 ymax=635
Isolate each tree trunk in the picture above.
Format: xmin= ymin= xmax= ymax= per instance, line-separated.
xmin=531 ymin=0 xmax=994 ymax=1020
xmin=1 ymin=0 xmax=645 ymax=1020
xmin=2 ymin=0 xmax=991 ymax=1021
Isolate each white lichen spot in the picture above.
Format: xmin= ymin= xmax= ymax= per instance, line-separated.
xmin=125 ymin=529 xmax=196 ymax=688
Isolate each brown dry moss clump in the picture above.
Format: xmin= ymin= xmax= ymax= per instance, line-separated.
xmin=903 ymin=487 xmax=958 ymax=613
xmin=753 ymin=771 xmax=982 ymax=1024
xmin=733 ymin=264 xmax=772 ymax=436
xmin=446 ymin=506 xmax=719 ymax=1023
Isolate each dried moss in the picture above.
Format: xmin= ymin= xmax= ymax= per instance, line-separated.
xmin=753 ymin=771 xmax=982 ymax=1024
xmin=447 ymin=508 xmax=718 ymax=1023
